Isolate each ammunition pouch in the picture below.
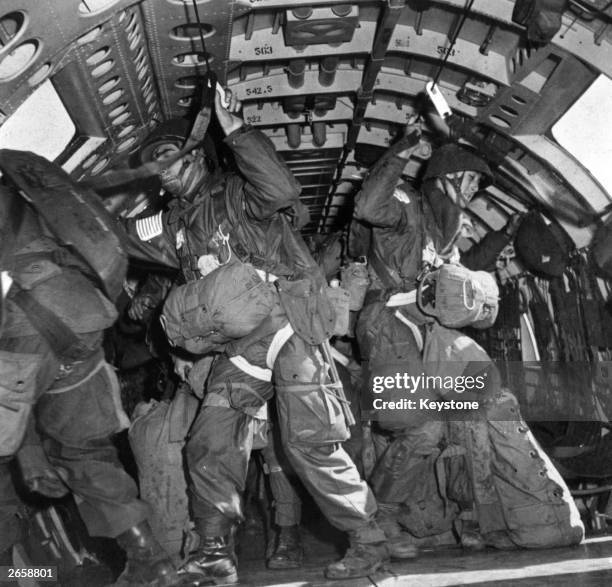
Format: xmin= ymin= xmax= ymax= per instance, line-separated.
xmin=276 ymin=276 xmax=335 ymax=345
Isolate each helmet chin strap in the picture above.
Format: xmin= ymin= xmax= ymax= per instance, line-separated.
xmin=160 ymin=151 xmax=207 ymax=199
xmin=441 ymin=172 xmax=470 ymax=208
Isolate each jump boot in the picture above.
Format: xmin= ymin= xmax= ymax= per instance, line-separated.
xmin=376 ymin=502 xmax=419 ymax=559
xmin=266 ymin=525 xmax=303 ymax=569
xmin=325 ymin=541 xmax=390 ymax=580
xmin=178 ymin=535 xmax=237 ymax=586
xmin=115 ymin=521 xmax=177 ymax=587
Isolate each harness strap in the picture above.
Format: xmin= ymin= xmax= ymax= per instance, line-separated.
xmin=229 ymin=355 xmax=272 ymax=381
xmin=266 ymin=322 xmax=294 ymax=369
xmin=368 ymin=248 xmax=401 ymax=289
xmin=7 ymin=285 xmax=89 ymax=361
xmin=229 ymin=321 xmax=296 ymax=380
xmin=386 ymin=289 xmax=418 ymax=307
xmin=436 ymin=445 xmax=467 ymax=515
xmin=393 ymin=310 xmax=424 ymax=352
xmin=203 ymin=386 xmax=269 ymax=420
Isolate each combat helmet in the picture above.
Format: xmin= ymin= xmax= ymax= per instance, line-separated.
xmin=423 ymin=143 xmax=493 ymax=188
xmin=139 ymin=117 xmax=218 ymax=170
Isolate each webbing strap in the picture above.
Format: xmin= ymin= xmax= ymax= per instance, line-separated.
xmin=393 ymin=310 xmax=424 ymax=352
xmin=8 ymin=286 xmax=88 ymax=361
xmin=435 ymin=446 xmax=462 ymax=513
xmin=229 ymin=355 xmax=272 ymax=381
xmin=330 ymin=347 xmax=349 ymax=367
xmin=368 ymin=249 xmax=401 ymax=289
xmin=386 ymin=289 xmax=418 ymax=307
xmin=266 ymin=322 xmax=294 ymax=369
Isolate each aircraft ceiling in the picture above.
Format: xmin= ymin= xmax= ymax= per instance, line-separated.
xmin=1 ymin=0 xmax=612 ymax=248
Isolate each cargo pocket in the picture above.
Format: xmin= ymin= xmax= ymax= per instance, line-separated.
xmin=0 ymin=351 xmax=41 ymax=457
xmin=504 ymin=500 xmax=569 ymax=548
xmin=276 ymin=382 xmax=350 ymax=446
xmin=37 ymin=364 xmax=120 ymax=446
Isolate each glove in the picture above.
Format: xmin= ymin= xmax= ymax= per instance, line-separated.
xmin=187 ymin=356 xmax=215 ymax=399
xmin=25 ymin=469 xmax=69 ymax=499
xmin=127 ymin=292 xmax=157 ymax=322
xmin=396 ymin=124 xmax=424 ymax=160
xmin=504 ymin=212 xmax=526 ymax=238
xmin=172 ymin=354 xmax=194 ymax=383
xmin=17 ymin=444 xmax=69 ymax=499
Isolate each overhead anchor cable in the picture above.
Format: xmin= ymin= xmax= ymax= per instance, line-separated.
xmin=432 ymin=0 xmax=475 ymax=87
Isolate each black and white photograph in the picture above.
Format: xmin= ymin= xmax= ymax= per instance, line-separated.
xmin=1 ymin=1 xmax=612 ymax=585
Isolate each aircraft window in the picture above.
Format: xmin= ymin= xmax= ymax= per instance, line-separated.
xmin=0 ymin=39 xmax=39 ymax=81
xmin=0 ymin=79 xmax=75 ymax=161
xmin=78 ymin=1 xmax=121 ymax=16
xmin=552 ymin=74 xmax=612 ymax=199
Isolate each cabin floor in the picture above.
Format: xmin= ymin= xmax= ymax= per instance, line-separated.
xmin=238 ymin=529 xmax=612 ymax=587
xmin=234 ymin=506 xmax=612 ymax=587
xmin=7 ymin=506 xmax=612 ymax=587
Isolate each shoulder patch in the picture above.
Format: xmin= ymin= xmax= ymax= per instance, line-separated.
xmin=392 ymin=187 xmax=410 ymax=204
xmin=135 ymin=212 xmax=163 ymax=241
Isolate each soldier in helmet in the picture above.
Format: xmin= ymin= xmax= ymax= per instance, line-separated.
xmin=0 ymin=154 xmax=177 ymax=586
xmin=123 ymin=88 xmax=390 ymax=583
xmin=353 ymin=134 xmax=583 ymax=555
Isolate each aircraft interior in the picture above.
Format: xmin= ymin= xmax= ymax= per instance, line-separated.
xmin=1 ymin=1 xmax=612 ymax=585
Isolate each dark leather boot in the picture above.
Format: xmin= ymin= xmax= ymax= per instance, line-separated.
xmin=325 ymin=541 xmax=389 ymax=580
xmin=179 ymin=536 xmax=237 ymax=586
xmin=115 ymin=521 xmax=177 ymax=587
xmin=267 ymin=525 xmax=303 ymax=570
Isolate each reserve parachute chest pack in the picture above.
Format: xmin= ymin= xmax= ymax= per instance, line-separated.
xmin=418 ymin=263 xmax=500 ymax=329
xmin=161 ymin=260 xmax=278 ymax=354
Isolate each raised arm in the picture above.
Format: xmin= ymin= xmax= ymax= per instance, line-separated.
xmin=354 ymin=130 xmax=422 ymax=228
xmin=215 ymin=90 xmax=301 ymax=219
xmin=462 ymin=213 xmax=524 ymax=271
